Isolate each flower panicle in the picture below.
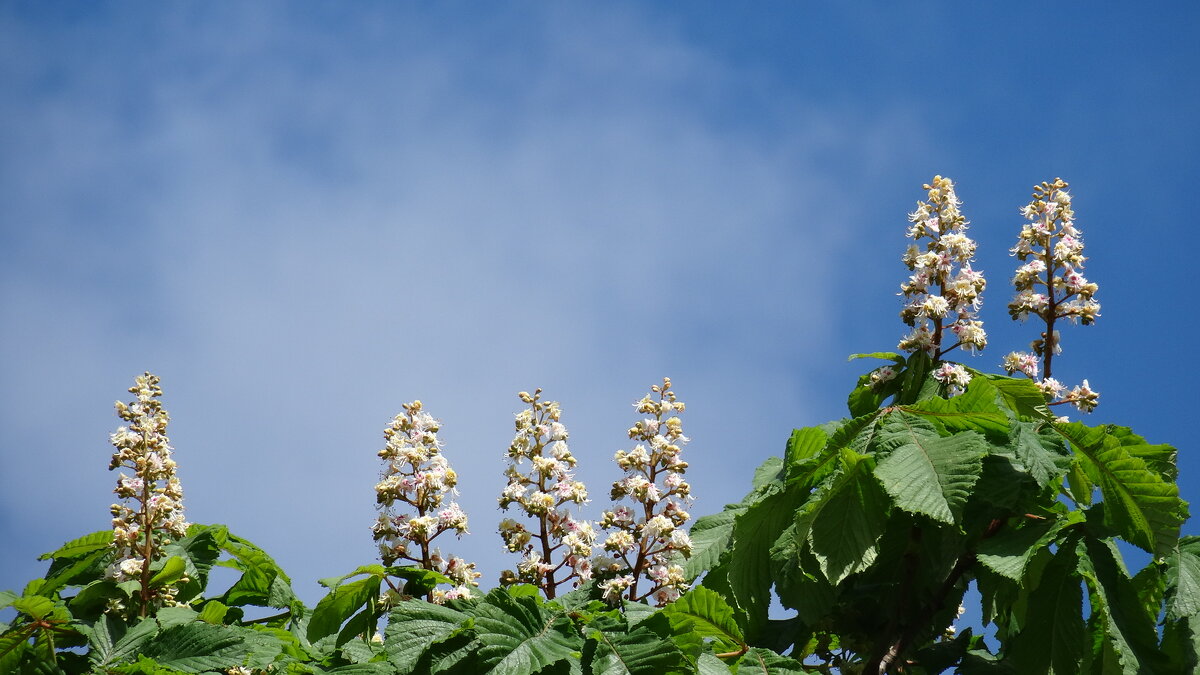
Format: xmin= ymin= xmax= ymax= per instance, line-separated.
xmin=1003 ymin=178 xmax=1100 ymax=414
xmin=106 ymin=372 xmax=190 ymax=616
xmin=598 ymin=378 xmax=693 ymax=606
xmin=898 ymin=175 xmax=988 ymax=360
xmin=497 ymin=389 xmax=595 ymax=599
xmin=373 ymin=400 xmax=479 ymax=603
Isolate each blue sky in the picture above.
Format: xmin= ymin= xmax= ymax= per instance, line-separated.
xmin=2 ymin=0 xmax=1197 ymax=623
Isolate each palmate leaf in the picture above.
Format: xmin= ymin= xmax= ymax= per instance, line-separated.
xmin=383 ymin=600 xmax=471 ymax=674
xmin=872 ymin=412 xmax=985 ymax=525
xmin=1055 ymin=422 xmax=1186 ymax=557
xmin=463 ymin=588 xmax=582 ymax=675
xmin=795 ymin=449 xmax=889 ymax=586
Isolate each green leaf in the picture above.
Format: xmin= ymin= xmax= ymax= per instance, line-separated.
xmin=982 ymin=374 xmax=1053 ymax=421
xmin=217 ymin=534 xmax=298 ymax=609
xmin=1167 ymin=536 xmax=1200 ymax=620
xmin=976 ymin=518 xmax=1064 ymax=582
xmin=1077 ymin=536 xmax=1168 ymax=674
xmin=137 ymin=622 xmax=270 ymax=673
xmin=723 ymin=478 xmax=805 ymax=642
xmin=734 ymin=647 xmax=811 ymax=673
xmin=1006 ymin=538 xmax=1084 ymax=674
xmin=695 ymin=652 xmax=733 ymax=674
xmin=684 ymin=507 xmax=743 ymax=581
xmin=783 ymin=428 xmax=828 ymax=469
xmin=872 ymin=412 xmax=985 ymax=525
xmin=1006 ymin=421 xmax=1071 ymax=490
xmin=1055 ymin=421 xmax=1186 ymax=556
xmin=38 ymin=530 xmax=114 ymax=561
xmin=585 ymin=612 xmax=686 ymax=675
xmin=848 ymin=352 xmax=906 ymax=363
xmin=661 ymin=587 xmax=744 ymax=653
xmin=307 ymin=576 xmax=380 ymax=644
xmin=464 ymin=589 xmax=582 ymax=675
xmin=902 ymin=377 xmax=1010 ymax=437
xmin=149 ymin=556 xmax=187 ymax=587
xmin=383 ymin=600 xmax=471 ymax=674
xmin=796 ymin=450 xmax=889 ymax=585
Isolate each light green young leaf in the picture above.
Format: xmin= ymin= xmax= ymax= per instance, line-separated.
xmin=306 ymin=576 xmax=380 ymax=644
xmin=872 ymin=412 xmax=985 ymax=525
xmin=464 ymin=588 xmax=582 ymax=675
xmin=38 ymin=530 xmax=114 ymax=561
xmin=1055 ymin=421 xmax=1186 ymax=557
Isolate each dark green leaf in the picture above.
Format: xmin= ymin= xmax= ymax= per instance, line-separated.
xmin=661 ymin=587 xmax=744 ymax=653
xmin=464 ymin=589 xmax=582 ymax=675
xmin=1006 ymin=538 xmax=1084 ymax=674
xmin=383 ymin=600 xmax=471 ymax=674
xmin=797 ymin=450 xmax=889 ymax=585
xmin=38 ymin=531 xmax=114 ymax=561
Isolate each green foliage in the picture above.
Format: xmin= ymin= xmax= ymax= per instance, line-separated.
xmin=1 ymin=336 xmax=1194 ymax=674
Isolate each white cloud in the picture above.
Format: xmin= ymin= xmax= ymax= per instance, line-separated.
xmin=0 ymin=4 xmax=923 ymax=602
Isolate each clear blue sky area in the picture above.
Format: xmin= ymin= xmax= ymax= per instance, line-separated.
xmin=2 ymin=1 xmax=1197 ymax=635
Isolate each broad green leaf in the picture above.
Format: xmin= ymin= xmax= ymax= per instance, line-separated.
xmin=1167 ymin=536 xmax=1200 ymax=620
xmin=976 ymin=518 xmax=1063 ymax=581
xmin=873 ymin=413 xmax=985 ymax=525
xmin=662 ymin=587 xmax=744 ymax=653
xmin=695 ymin=652 xmax=733 ymax=674
xmin=685 ymin=507 xmax=743 ymax=581
xmin=383 ymin=600 xmax=471 ymax=674
xmin=734 ymin=647 xmax=810 ymax=673
xmin=464 ymin=589 xmax=581 ymax=675
xmin=12 ymin=596 xmax=57 ymax=620
xmin=318 ymin=565 xmax=389 ymax=590
xmin=138 ymin=622 xmax=272 ymax=673
xmin=1106 ymin=426 xmax=1177 ymax=481
xmin=38 ymin=530 xmax=114 ymax=561
xmin=982 ymin=374 xmax=1053 ymax=421
xmin=149 ymin=556 xmax=187 ymax=587
xmin=1077 ymin=536 xmax=1168 ymax=674
xmin=218 ymin=537 xmax=298 ymax=609
xmin=797 ymin=450 xmax=889 ymax=585
xmin=585 ymin=612 xmax=686 ymax=675
xmin=1007 ymin=421 xmax=1071 ymax=489
xmin=307 ymin=576 xmax=380 ymax=644
xmin=902 ymin=377 xmax=1010 ymax=437
xmin=783 ymin=428 xmax=828 ymax=468
xmin=1006 ymin=538 xmax=1084 ymax=674
xmin=0 ymin=591 xmax=16 ymax=610
xmin=723 ymin=478 xmax=804 ymax=642
xmin=1055 ymin=421 xmax=1186 ymax=556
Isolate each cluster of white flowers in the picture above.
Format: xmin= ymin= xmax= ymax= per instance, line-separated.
xmin=373 ymin=401 xmax=479 ymax=603
xmin=598 ymin=378 xmax=693 ymax=606
xmin=106 ymin=372 xmax=189 ymax=615
xmin=932 ymin=363 xmax=972 ymax=398
xmin=898 ymin=176 xmax=988 ymax=358
xmin=497 ymin=389 xmax=596 ymax=598
xmin=1003 ymin=179 xmax=1100 ymax=413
